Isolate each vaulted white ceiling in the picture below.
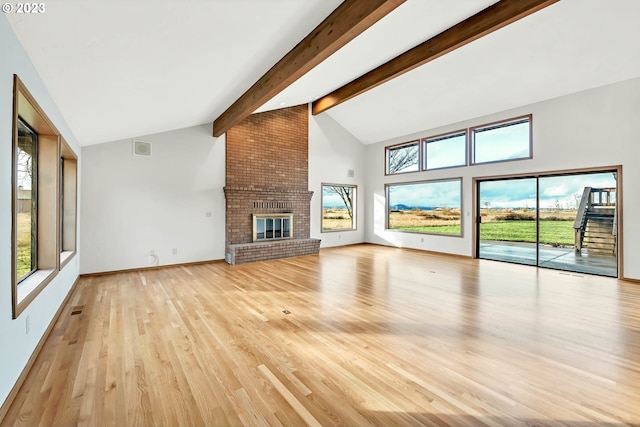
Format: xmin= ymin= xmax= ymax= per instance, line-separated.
xmin=7 ymin=0 xmax=640 ymax=146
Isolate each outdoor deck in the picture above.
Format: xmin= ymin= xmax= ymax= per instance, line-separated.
xmin=480 ymin=240 xmax=617 ymax=277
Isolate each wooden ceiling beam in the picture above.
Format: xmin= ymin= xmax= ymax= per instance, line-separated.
xmin=312 ymin=0 xmax=559 ymax=115
xmin=212 ymin=0 xmax=406 ymax=137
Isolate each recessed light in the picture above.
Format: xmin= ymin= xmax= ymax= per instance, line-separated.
xmin=279 ymin=102 xmax=286 ymax=106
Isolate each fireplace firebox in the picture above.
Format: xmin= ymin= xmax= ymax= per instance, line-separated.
xmin=253 ymin=213 xmax=293 ymax=242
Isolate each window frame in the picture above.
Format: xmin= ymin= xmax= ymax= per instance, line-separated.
xmin=385 ymin=140 xmax=420 ymax=176
xmin=422 ymin=129 xmax=468 ymax=171
xmin=60 ymin=137 xmax=78 ymax=268
xmin=12 ymin=75 xmax=63 ymax=318
xmin=470 ymin=114 xmax=532 ymax=166
xmin=321 ymin=183 xmax=357 ymax=233
xmin=385 ymin=178 xmax=463 ymax=237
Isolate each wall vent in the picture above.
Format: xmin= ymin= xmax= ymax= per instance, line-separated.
xmin=253 ymin=201 xmax=293 ymax=210
xmin=133 ymin=140 xmax=152 ymax=157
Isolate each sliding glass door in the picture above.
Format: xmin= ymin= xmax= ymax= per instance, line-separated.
xmin=478 ymin=178 xmax=537 ymax=266
xmin=477 ymin=170 xmax=618 ymax=277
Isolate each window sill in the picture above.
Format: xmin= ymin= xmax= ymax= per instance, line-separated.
xmin=16 ymin=268 xmax=57 ymax=310
xmin=60 ymin=250 xmax=75 ymax=268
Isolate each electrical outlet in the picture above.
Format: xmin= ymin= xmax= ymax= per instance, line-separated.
xmin=148 ymin=250 xmax=159 ymax=265
xmin=26 ymin=315 xmax=30 ymax=335
xmin=172 ymin=248 xmax=178 ymax=255
xmin=205 ymin=212 xmax=212 ymax=218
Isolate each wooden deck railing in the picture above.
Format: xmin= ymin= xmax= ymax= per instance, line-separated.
xmin=574 ymin=187 xmax=616 ymax=252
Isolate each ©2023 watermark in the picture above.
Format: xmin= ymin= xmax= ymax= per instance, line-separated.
xmin=2 ymin=2 xmax=46 ymax=13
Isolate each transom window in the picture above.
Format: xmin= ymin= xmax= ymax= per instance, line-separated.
xmin=383 ymin=114 xmax=533 ymax=173
xmin=423 ymin=130 xmax=467 ymax=170
xmin=471 ymin=115 xmax=532 ymax=165
xmin=386 ymin=141 xmax=419 ymax=175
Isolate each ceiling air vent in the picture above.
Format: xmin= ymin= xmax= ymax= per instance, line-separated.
xmin=133 ymin=140 xmax=152 ymax=157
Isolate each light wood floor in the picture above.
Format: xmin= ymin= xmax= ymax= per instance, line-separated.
xmin=3 ymin=244 xmax=640 ymax=427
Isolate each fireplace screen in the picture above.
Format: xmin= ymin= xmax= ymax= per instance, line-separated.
xmin=253 ymin=213 xmax=293 ymax=242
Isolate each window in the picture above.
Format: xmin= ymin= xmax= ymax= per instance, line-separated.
xmin=385 ymin=141 xmax=419 ymax=175
xmin=384 ymin=115 xmax=532 ymax=171
xmin=16 ymin=119 xmax=38 ymax=280
xmin=471 ymin=115 xmax=532 ymax=165
xmin=386 ymin=178 xmax=462 ymax=236
xmin=12 ymin=75 xmax=61 ymax=318
xmin=322 ymin=184 xmax=356 ymax=232
xmin=423 ymin=130 xmax=467 ymax=170
xmin=60 ymin=138 xmax=78 ymax=267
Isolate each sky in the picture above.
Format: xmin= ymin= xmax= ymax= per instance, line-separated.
xmin=480 ymin=172 xmax=616 ymax=209
xmin=474 ymin=120 xmax=530 ymax=163
xmin=16 ymin=149 xmax=33 ymax=190
xmin=425 ymin=133 xmax=465 ymax=169
xmin=322 ymin=186 xmax=353 ymax=209
xmin=383 ymin=172 xmax=616 ymax=210
xmin=388 ymin=179 xmax=461 ymax=209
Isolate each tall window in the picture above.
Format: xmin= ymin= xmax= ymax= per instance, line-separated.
xmin=322 ymin=184 xmax=356 ymax=232
xmin=471 ymin=115 xmax=532 ymax=165
xmin=60 ymin=138 xmax=78 ymax=267
xmin=386 ymin=141 xmax=419 ymax=174
xmin=423 ymin=130 xmax=467 ymax=170
xmin=386 ymin=179 xmax=462 ymax=236
xmin=12 ymin=75 xmax=69 ymax=318
xmin=16 ymin=119 xmax=38 ymax=280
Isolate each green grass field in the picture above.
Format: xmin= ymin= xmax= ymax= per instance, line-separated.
xmin=391 ymin=225 xmax=461 ymax=235
xmin=391 ymin=220 xmax=574 ymax=245
xmin=323 ymin=207 xmax=577 ymax=244
xmin=479 ymin=220 xmax=574 ymax=245
xmin=17 ymin=212 xmax=34 ymax=278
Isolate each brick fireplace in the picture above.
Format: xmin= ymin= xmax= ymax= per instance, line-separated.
xmin=224 ymin=104 xmax=320 ymax=264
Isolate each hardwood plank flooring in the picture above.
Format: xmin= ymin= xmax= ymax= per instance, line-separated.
xmin=2 ymin=244 xmax=640 ymax=426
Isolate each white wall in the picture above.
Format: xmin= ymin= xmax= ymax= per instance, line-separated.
xmin=1 ymin=15 xmax=81 ymax=407
xmin=365 ymin=77 xmax=640 ymax=280
xmin=309 ymin=110 xmax=366 ymax=247
xmin=80 ymin=107 xmax=364 ymax=274
xmin=80 ymin=125 xmax=225 ymax=274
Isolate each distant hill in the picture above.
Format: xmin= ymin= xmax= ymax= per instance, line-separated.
xmin=389 ymin=204 xmax=434 ymax=211
xmin=325 ymin=203 xmax=441 ymax=211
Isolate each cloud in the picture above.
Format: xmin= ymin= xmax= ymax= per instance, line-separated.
xmin=388 ymin=180 xmax=461 ymax=208
xmin=481 ymin=172 xmax=616 ymax=208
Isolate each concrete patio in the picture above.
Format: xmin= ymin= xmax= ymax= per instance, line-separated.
xmin=479 ymin=240 xmax=617 ymax=277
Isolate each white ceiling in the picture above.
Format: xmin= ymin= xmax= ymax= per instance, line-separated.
xmin=7 ymin=0 xmax=640 ymax=146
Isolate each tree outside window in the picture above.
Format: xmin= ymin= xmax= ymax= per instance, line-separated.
xmin=322 ymin=184 xmax=356 ymax=232
xmin=386 ymin=141 xmax=419 ymax=174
